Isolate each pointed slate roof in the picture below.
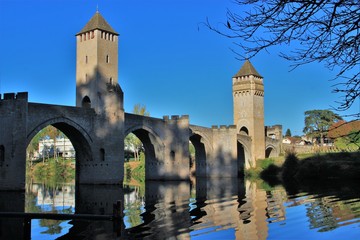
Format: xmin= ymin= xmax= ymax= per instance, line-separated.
xmin=77 ymin=11 xmax=118 ymax=35
xmin=233 ymin=60 xmax=262 ymax=78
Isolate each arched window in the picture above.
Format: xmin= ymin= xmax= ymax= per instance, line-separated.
xmin=0 ymin=145 xmax=4 ymax=164
xmin=82 ymin=96 xmax=91 ymax=108
xmin=239 ymin=126 xmax=249 ymax=135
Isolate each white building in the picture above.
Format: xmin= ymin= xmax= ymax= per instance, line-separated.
xmin=38 ymin=138 xmax=75 ymax=159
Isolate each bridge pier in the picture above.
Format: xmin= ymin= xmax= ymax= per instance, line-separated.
xmin=0 ymin=93 xmax=28 ymax=190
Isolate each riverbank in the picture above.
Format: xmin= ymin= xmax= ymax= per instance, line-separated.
xmin=247 ymin=151 xmax=360 ymax=184
xmin=27 ymin=158 xmax=75 ymax=183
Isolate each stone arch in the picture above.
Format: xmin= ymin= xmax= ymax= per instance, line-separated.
xmin=265 ymin=144 xmax=278 ymax=158
xmin=189 ymin=128 xmax=212 ymax=177
xmin=237 ymin=137 xmax=252 ymax=171
xmin=124 ymin=125 xmax=165 ymax=180
xmin=27 ymin=117 xmax=93 ymax=183
xmin=239 ymin=126 xmax=249 ymax=135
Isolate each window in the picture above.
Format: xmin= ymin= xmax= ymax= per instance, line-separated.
xmin=109 ymin=77 xmax=113 ymax=85
xmin=85 ymin=55 xmax=88 ymax=64
xmin=100 ymin=148 xmax=105 ymax=161
xmin=106 ymin=55 xmax=109 ymax=63
xmin=170 ymin=150 xmax=175 ymax=161
xmin=82 ymin=96 xmax=91 ymax=108
xmin=0 ymin=145 xmax=4 ymax=164
xmin=239 ymin=127 xmax=249 ymax=135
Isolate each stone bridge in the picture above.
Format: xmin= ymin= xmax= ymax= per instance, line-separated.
xmin=0 ymin=92 xmax=281 ymax=191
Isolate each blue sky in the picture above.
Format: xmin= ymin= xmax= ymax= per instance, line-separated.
xmin=0 ymin=0 xmax=358 ymax=136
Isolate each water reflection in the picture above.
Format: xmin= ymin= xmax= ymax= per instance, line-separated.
xmin=1 ymin=178 xmax=360 ymax=239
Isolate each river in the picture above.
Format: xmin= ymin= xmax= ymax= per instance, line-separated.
xmin=1 ymin=178 xmax=360 ymax=239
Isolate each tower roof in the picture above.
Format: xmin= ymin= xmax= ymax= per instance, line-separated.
xmin=77 ymin=11 xmax=118 ymax=35
xmin=233 ymin=60 xmax=262 ymax=78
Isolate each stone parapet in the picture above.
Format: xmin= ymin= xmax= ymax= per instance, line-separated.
xmin=163 ymin=115 xmax=189 ymax=122
xmin=1 ymin=92 xmax=28 ymax=101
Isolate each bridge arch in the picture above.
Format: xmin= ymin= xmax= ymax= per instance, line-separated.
xmin=27 ymin=117 xmax=94 ymax=182
xmin=124 ymin=125 xmax=165 ymax=180
xmin=189 ymin=128 xmax=212 ymax=177
xmin=265 ymin=143 xmax=278 ymax=158
xmin=237 ymin=136 xmax=252 ymax=173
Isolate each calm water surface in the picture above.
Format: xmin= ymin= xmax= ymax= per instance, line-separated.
xmin=1 ymin=178 xmax=360 ymax=239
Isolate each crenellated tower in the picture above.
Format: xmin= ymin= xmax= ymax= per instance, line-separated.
xmin=233 ymin=60 xmax=265 ymax=162
xmin=75 ymin=10 xmax=123 ymax=116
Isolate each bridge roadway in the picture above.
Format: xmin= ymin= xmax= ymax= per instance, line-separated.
xmin=0 ymin=92 xmax=280 ymax=190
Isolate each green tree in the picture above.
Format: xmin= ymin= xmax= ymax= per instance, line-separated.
xmin=125 ymin=133 xmax=142 ymax=161
xmin=303 ymin=110 xmax=343 ymax=145
xmin=133 ymin=103 xmax=150 ymax=116
xmin=206 ymin=1 xmax=359 ymax=114
xmin=285 ymin=129 xmax=292 ymax=137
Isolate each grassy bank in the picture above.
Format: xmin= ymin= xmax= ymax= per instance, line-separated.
xmin=27 ymin=158 xmax=75 ymax=183
xmin=246 ymin=151 xmax=360 ymax=182
xmin=124 ymin=153 xmax=145 ymax=184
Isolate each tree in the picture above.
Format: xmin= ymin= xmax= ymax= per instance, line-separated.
xmin=125 ymin=133 xmax=142 ymax=161
xmin=303 ymin=110 xmax=343 ymax=145
xmin=46 ymin=126 xmax=60 ymax=161
xmin=133 ymin=104 xmax=150 ymax=117
xmin=285 ymin=129 xmax=292 ymax=137
xmin=206 ymin=1 xmax=359 ymax=114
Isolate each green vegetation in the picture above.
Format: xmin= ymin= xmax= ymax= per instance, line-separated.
xmin=285 ymin=128 xmax=291 ymax=137
xmin=124 ymin=152 xmax=145 ymax=184
xmin=27 ymin=158 xmax=75 ymax=184
xmin=303 ymin=110 xmax=343 ymax=145
xmin=250 ymin=151 xmax=360 ymax=184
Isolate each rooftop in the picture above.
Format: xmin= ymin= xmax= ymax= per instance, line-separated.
xmin=233 ymin=60 xmax=262 ymax=78
xmin=77 ymin=11 xmax=118 ymax=35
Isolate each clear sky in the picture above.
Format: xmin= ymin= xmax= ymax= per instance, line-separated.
xmin=0 ymin=0 xmax=358 ymax=136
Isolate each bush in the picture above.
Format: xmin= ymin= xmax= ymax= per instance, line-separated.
xmin=281 ymin=152 xmax=299 ymax=181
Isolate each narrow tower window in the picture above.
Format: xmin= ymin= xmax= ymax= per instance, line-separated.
xmin=100 ymin=148 xmax=105 ymax=161
xmin=170 ymin=150 xmax=175 ymax=161
xmin=109 ymin=77 xmax=113 ymax=85
xmin=0 ymin=145 xmax=4 ymax=165
xmin=106 ymin=55 xmax=110 ymax=63
xmin=85 ymin=55 xmax=88 ymax=64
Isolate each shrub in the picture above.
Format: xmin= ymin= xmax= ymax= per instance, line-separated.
xmin=281 ymin=152 xmax=300 ymax=181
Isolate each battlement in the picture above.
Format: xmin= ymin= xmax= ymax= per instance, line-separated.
xmin=211 ymin=125 xmax=236 ymax=130
xmin=163 ymin=115 xmax=189 ymax=121
xmin=265 ymin=124 xmax=283 ymax=140
xmin=0 ymin=92 xmax=28 ymax=101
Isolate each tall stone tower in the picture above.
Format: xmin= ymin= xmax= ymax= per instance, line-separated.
xmin=233 ymin=60 xmax=265 ymax=163
xmin=75 ymin=11 xmax=125 ymax=183
xmin=75 ymin=10 xmax=123 ymax=116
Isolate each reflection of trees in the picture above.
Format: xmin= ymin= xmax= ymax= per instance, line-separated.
xmin=306 ymin=199 xmax=337 ymax=232
xmin=125 ymin=200 xmax=143 ymax=228
xmin=124 ymin=185 xmax=145 ymax=228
